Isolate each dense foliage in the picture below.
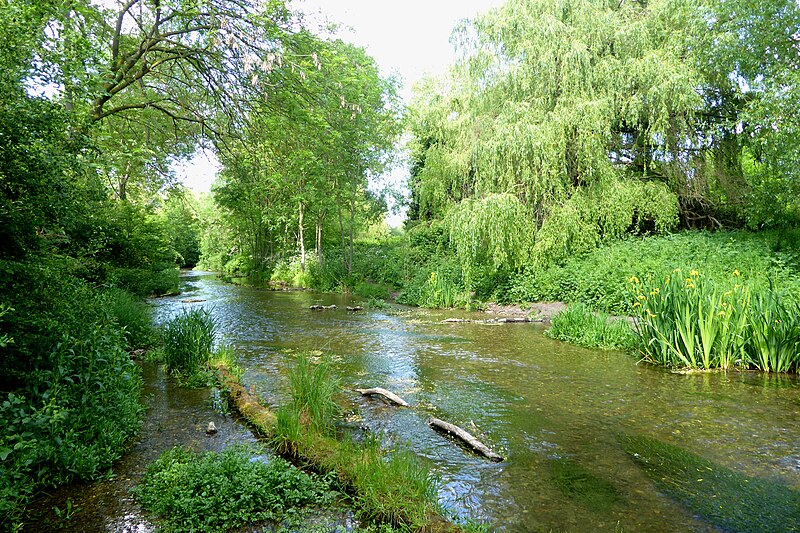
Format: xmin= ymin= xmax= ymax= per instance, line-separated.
xmin=407 ymin=0 xmax=800 ymax=277
xmin=133 ymin=445 xmax=333 ymax=532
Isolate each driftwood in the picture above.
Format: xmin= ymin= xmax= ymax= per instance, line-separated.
xmin=181 ymin=298 xmax=207 ymax=303
xmin=346 ymin=306 xmax=364 ymax=312
xmin=355 ymin=387 xmax=410 ymax=407
xmin=428 ymin=417 xmax=504 ymax=462
xmin=310 ymin=304 xmax=337 ymax=311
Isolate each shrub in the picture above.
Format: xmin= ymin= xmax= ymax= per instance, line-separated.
xmin=133 ymin=445 xmax=331 ymax=532
xmin=104 ymin=288 xmax=158 ymax=350
xmin=0 ymin=265 xmax=143 ymax=524
xmin=545 ymin=303 xmax=635 ymax=351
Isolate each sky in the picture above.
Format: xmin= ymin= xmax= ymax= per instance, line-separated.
xmin=177 ymin=0 xmax=504 ymax=220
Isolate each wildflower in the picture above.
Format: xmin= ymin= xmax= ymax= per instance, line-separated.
xmin=732 ymin=269 xmax=741 ymax=277
xmin=665 ymin=275 xmax=671 ymax=284
xmin=686 ymin=281 xmax=696 ymax=289
xmin=650 ymin=288 xmax=660 ymax=296
xmin=647 ymin=310 xmax=657 ymax=318
xmin=717 ymin=311 xmax=726 ymax=317
xmin=690 ymin=269 xmax=699 ymax=277
xmin=628 ymin=275 xmax=640 ymax=284
xmin=633 ymin=302 xmax=642 ymax=307
xmin=673 ymin=268 xmax=682 ymax=273
xmin=638 ymin=294 xmax=647 ymax=301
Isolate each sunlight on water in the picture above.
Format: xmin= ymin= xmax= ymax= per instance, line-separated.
xmin=151 ymin=272 xmax=800 ymax=531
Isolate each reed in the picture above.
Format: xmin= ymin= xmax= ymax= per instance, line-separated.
xmin=630 ymin=270 xmax=800 ymax=372
xmin=162 ymin=308 xmax=216 ymax=376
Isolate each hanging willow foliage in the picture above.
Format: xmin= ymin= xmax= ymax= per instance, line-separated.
xmin=409 ymin=0 xmax=705 ymax=263
xmin=446 ymin=193 xmax=534 ymax=287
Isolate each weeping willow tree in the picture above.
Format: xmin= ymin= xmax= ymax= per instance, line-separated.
xmin=408 ymin=0 xmax=731 ymax=267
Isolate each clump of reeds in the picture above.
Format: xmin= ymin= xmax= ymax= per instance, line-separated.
xmin=629 ymin=270 xmax=800 ymax=372
xmin=162 ymin=307 xmax=216 ymax=376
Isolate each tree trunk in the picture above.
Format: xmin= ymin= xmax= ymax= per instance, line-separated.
xmin=298 ymin=199 xmax=306 ymax=272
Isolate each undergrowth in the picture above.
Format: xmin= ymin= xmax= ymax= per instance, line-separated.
xmin=545 ymin=304 xmax=635 ymax=351
xmin=133 ymin=445 xmax=334 ymax=532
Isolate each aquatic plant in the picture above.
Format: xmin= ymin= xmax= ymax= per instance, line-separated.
xmin=545 ymin=303 xmax=635 ymax=351
xmin=161 ymin=307 xmax=216 ymax=376
xmin=133 ymin=445 xmax=332 ymax=532
xmin=286 ymin=354 xmax=341 ymax=433
xmin=622 ymin=434 xmax=800 ymax=532
xmin=630 ymin=270 xmax=800 ymax=372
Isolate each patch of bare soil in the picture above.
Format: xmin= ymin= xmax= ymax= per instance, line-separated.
xmin=483 ymin=301 xmax=567 ymax=322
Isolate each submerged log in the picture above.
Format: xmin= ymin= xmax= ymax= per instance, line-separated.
xmin=309 ymin=304 xmax=337 ymax=311
xmin=355 ymin=387 xmax=410 ymax=407
xmin=442 ymin=316 xmax=543 ymax=324
xmin=428 ymin=417 xmax=504 ymax=462
xmin=346 ymin=306 xmax=364 ymax=312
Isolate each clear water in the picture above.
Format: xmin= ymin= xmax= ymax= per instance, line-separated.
xmin=26 ymin=271 xmax=800 ymax=532
xmin=152 ymin=271 xmax=800 ymax=532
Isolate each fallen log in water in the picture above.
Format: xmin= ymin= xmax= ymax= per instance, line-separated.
xmin=215 ymin=366 xmax=276 ymax=433
xmin=442 ymin=316 xmax=543 ymax=324
xmin=355 ymin=387 xmax=410 ymax=407
xmin=428 ymin=417 xmax=504 ymax=462
xmin=309 ymin=304 xmax=337 ymax=311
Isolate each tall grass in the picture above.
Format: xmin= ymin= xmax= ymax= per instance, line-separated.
xmin=104 ymin=288 xmax=158 ymax=350
xmin=631 ymin=270 xmax=800 ymax=372
xmin=162 ymin=308 xmax=216 ymax=376
xmin=545 ymin=303 xmax=635 ymax=351
xmin=268 ymin=353 xmax=444 ymax=530
xmin=419 ymin=269 xmax=468 ymax=308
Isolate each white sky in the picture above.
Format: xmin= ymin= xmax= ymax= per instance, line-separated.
xmin=178 ymin=0 xmax=504 ymax=220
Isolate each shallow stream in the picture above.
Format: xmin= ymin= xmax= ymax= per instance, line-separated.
xmin=25 ymin=271 xmax=800 ymax=531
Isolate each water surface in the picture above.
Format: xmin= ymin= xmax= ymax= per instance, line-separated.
xmin=154 ymin=272 xmax=800 ymax=532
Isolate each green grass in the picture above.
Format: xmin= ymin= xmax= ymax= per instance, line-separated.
xmin=161 ymin=308 xmax=216 ymax=377
xmin=133 ymin=445 xmax=333 ymax=532
xmin=545 ymin=303 xmax=635 ymax=351
xmin=622 ymin=434 xmax=800 ymax=532
xmin=267 ymin=353 xmax=445 ymax=530
xmin=104 ymin=288 xmax=158 ymax=350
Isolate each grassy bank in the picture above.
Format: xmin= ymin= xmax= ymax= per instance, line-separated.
xmin=212 ymin=355 xmax=466 ymax=532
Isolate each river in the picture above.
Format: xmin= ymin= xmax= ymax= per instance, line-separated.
xmin=24 ymin=270 xmax=800 ymax=531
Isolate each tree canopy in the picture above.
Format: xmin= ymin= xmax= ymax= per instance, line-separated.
xmin=408 ymin=0 xmax=800 ymax=271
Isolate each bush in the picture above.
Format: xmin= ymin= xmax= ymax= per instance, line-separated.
xmin=133 ymin=446 xmax=332 ymax=532
xmin=162 ymin=308 xmax=216 ymax=377
xmin=545 ymin=303 xmax=635 ymax=351
xmin=0 ymin=262 xmax=143 ymax=524
xmin=507 ymin=230 xmax=800 ymax=314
